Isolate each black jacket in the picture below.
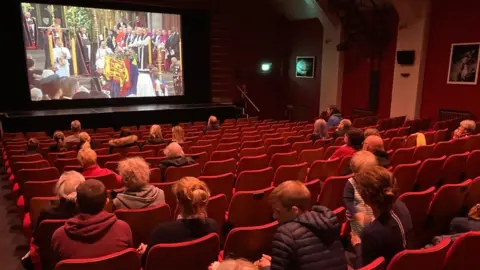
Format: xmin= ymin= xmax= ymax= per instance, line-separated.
xmin=374 ymin=151 xmax=390 ymax=168
xmin=271 ymin=206 xmax=347 ymax=270
xmin=157 ymin=156 xmax=196 ymax=181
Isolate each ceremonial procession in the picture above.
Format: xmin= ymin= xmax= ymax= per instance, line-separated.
xmin=22 ymin=3 xmax=183 ymax=101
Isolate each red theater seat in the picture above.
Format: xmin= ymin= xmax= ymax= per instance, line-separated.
xmin=54 ymin=248 xmax=141 ymax=270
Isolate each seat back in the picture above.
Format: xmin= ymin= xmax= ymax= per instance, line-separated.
xmin=398 ymin=187 xmax=435 ymax=230
xmin=207 ymin=194 xmax=228 ymax=234
xmin=240 ymin=140 xmax=264 ymax=149
xmin=392 ymin=161 xmax=422 ymax=195
xmin=55 ymin=158 xmax=80 ymax=173
xmin=313 ymin=138 xmax=333 ymax=149
xmin=266 ymin=144 xmax=292 ymax=158
xmin=427 ymin=180 xmax=472 ymax=234
xmin=223 ymin=221 xmax=279 ymax=261
xmin=17 ymin=167 xmax=60 ymax=191
xmin=24 ymin=179 xmax=58 ymax=210
xmin=47 ymin=151 xmax=77 ymax=166
xmin=466 ymin=150 xmax=480 ymax=179
xmin=415 ymin=156 xmax=447 ymax=191
xmin=387 ymin=136 xmax=406 ymax=151
xmin=464 ymin=176 xmax=480 ymax=210
xmin=264 ymin=137 xmax=284 ymax=148
xmin=390 ymin=147 xmax=415 ymax=168
xmin=85 ymin=173 xmax=119 ymax=190
xmin=442 ymin=152 xmax=469 ymax=185
xmin=145 ymin=233 xmax=219 ymax=270
xmin=54 ymin=248 xmax=141 ymax=270
xmin=12 ymin=160 xmax=50 ymax=176
xmin=216 ymin=142 xmax=240 ymax=151
xmin=126 ymin=150 xmax=155 ymax=158
xmin=307 ymin=158 xmax=341 ymax=182
xmin=189 ymin=144 xmax=214 ymax=157
xmin=203 ymin=158 xmax=237 ymax=176
xmin=228 ymin=187 xmax=274 ymax=227
xmin=114 ymin=204 xmax=171 ymax=247
xmin=165 ymin=163 xmax=202 ymax=182
xmin=186 ymin=152 xmax=208 ymax=169
xmin=324 ymin=146 xmax=340 ymax=160
xmin=200 ymin=173 xmax=235 ymax=201
xmin=318 ymin=175 xmax=352 ymax=210
xmin=298 ymin=148 xmax=325 ymax=166
xmin=285 ymin=135 xmax=304 ymax=144
xmin=432 ymin=141 xmax=456 ymax=158
xmin=338 ymin=156 xmax=353 ymax=174
xmin=291 ymin=141 xmax=313 ymax=154
xmin=358 ymin=257 xmax=385 ymax=270
xmin=268 ymin=151 xmax=298 ymax=171
xmin=210 ymin=149 xmax=239 ymax=161
xmin=236 ymin=167 xmax=274 ymax=192
xmin=237 ymin=154 xmax=269 ymax=174
xmin=433 ymin=128 xmax=448 ymax=143
xmin=219 ymin=137 xmax=240 ymax=144
xmin=442 ymin=231 xmax=480 ymax=270
xmin=412 ymin=144 xmax=434 ymax=162
xmin=273 ymin=162 xmax=309 ymax=186
xmin=97 ymin=153 xmax=123 ymax=167
xmin=37 ymin=219 xmax=67 ymax=270
xmin=30 ymin=196 xmax=59 ymax=228
xmin=387 ymin=238 xmax=450 ymax=270
xmin=152 ymin=182 xmax=176 ymax=216
xmin=239 ymin=146 xmax=266 ymax=158
xmin=405 ymin=134 xmax=418 ymax=148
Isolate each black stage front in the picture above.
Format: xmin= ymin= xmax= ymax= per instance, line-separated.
xmin=1 ymin=103 xmax=240 ymax=134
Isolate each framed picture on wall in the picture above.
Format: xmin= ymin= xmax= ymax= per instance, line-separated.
xmin=447 ymin=43 xmax=480 ymax=85
xmin=296 ymin=56 xmax=315 ymax=78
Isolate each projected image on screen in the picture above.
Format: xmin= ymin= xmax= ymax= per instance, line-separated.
xmin=22 ymin=3 xmax=183 ymax=101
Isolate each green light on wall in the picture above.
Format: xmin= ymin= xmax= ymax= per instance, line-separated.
xmin=260 ymin=62 xmax=272 ymax=73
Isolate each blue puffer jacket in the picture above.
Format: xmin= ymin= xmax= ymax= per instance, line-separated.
xmin=270 ymin=206 xmax=347 ymax=270
xmin=327 ymin=114 xmax=343 ymax=127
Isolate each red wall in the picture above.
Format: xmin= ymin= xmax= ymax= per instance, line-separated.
xmin=421 ymin=0 xmax=480 ymax=121
xmin=341 ymin=9 xmax=399 ymax=118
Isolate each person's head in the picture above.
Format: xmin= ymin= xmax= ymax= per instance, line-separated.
xmin=27 ymin=57 xmax=35 ymax=70
xmin=338 ymin=119 xmax=352 ymax=131
xmin=149 ymin=124 xmax=163 ymax=139
xmin=118 ymin=157 xmax=151 ymax=190
xmin=27 ymin=138 xmax=39 ymax=151
xmin=350 ymin=151 xmax=378 ymax=173
xmin=163 ymin=142 xmax=184 ymax=158
xmin=216 ymin=259 xmax=258 ymax=270
xmin=119 ymin=128 xmax=133 ymax=138
xmin=458 ymin=120 xmax=476 ymax=134
xmin=313 ymin=119 xmax=328 ymax=138
xmin=364 ymin=128 xmax=380 ymax=138
xmin=208 ymin=115 xmax=218 ymax=127
xmin=172 ymin=126 xmax=185 ymax=142
xmin=171 ymin=57 xmax=178 ymax=64
xmin=173 ymin=177 xmax=210 ymax=218
xmin=345 ymin=128 xmax=364 ymax=150
xmin=168 ymin=30 xmax=172 ymax=35
xmin=363 ymin=135 xmax=385 ymax=153
xmin=468 ymin=204 xmax=480 ymax=221
xmin=25 ymin=12 xmax=31 ymax=18
xmin=55 ymin=39 xmax=63 ymax=48
xmin=127 ymin=26 xmax=132 ymax=33
xmin=162 ymin=29 xmax=167 ymax=35
xmin=60 ymin=78 xmax=79 ymax=98
xmin=101 ymin=41 xmax=106 ymax=48
xmin=79 ymin=132 xmax=90 ymax=144
xmin=327 ymin=106 xmax=340 ymax=116
xmin=136 ymin=15 xmax=140 ymax=21
xmin=122 ymin=27 xmax=127 ymax=34
xmin=171 ymin=26 xmax=177 ymax=32
xmin=41 ymin=74 xmax=61 ymax=99
xmin=56 ymin=171 xmax=85 ymax=202
xmin=70 ymin=120 xmax=81 ymax=133
xmin=116 ymin=27 xmax=122 ymax=34
xmin=80 ymin=26 xmax=86 ymax=34
xmin=77 ymin=146 xmax=97 ymax=167
xmin=53 ymin=131 xmax=65 ymax=143
xmin=76 ymin=179 xmax=107 ymax=215
xmin=30 ymin=88 xmax=43 ymax=101
xmin=354 ymin=166 xmax=397 ymax=215
xmin=136 ymin=27 xmax=142 ymax=35
xmin=269 ymin=181 xmax=311 ymax=223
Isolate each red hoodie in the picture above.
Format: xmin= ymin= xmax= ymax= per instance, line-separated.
xmin=82 ymin=165 xmax=122 ymax=187
xmin=51 ymin=211 xmax=132 ymax=263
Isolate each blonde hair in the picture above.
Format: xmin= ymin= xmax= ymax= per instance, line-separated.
xmin=313 ymin=119 xmax=329 ymax=139
xmin=77 ymin=146 xmax=97 ymax=167
xmin=269 ymin=180 xmax=311 ymax=211
xmin=56 ymin=171 xmax=85 ymax=202
xmin=118 ymin=157 xmax=151 ymax=190
xmin=150 ymin=125 xmax=163 ymax=139
xmin=355 ymin=166 xmax=397 ymax=213
xmin=172 ymin=126 xmax=185 ymax=143
xmin=79 ymin=132 xmax=90 ymax=143
xmin=71 ymin=120 xmax=81 ymax=133
xmin=364 ymin=128 xmax=380 ymax=138
xmin=208 ymin=115 xmax=218 ymax=126
xmin=216 ymin=259 xmax=259 ymax=270
xmin=173 ymin=177 xmax=210 ymax=218
xmin=350 ymin=150 xmax=378 ymax=173
xmin=163 ymin=142 xmax=184 ymax=158
xmin=460 ymin=120 xmax=476 ymax=133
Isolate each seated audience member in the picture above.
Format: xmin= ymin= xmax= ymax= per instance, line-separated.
xmin=72 ymin=91 xmax=91 ymax=99
xmin=78 ymin=132 xmax=91 ymax=150
xmin=30 ymin=88 xmax=43 ymax=101
xmin=212 ymin=259 xmax=258 ymax=270
xmin=453 ymin=120 xmax=476 ymax=139
xmin=25 ymin=138 xmax=40 ymax=154
xmin=51 ymin=180 xmax=133 ymax=262
xmin=256 ymin=181 xmax=346 ymax=270
xmin=343 ymin=151 xmax=377 ymax=235
xmin=60 ymin=77 xmax=79 ymax=99
xmin=203 ymin=115 xmax=220 ymax=134
xmin=157 ymin=142 xmax=195 ymax=180
xmin=65 ymin=120 xmax=82 ymax=143
xmin=139 ymin=177 xmax=217 ymax=266
xmin=311 ymin=119 xmax=329 ymax=142
xmin=144 ymin=125 xmax=165 ymax=145
xmin=333 ymin=119 xmax=352 ymax=139
xmin=33 ymin=171 xmax=85 ymax=230
xmin=113 ymin=157 xmax=165 ymax=210
xmin=327 ymin=106 xmax=343 ymax=128
xmin=362 ymin=135 xmax=390 ymax=168
xmin=108 ymin=128 xmax=138 ymax=152
xmin=351 ymin=166 xmax=413 ymax=268
xmin=40 ymin=73 xmax=62 ymax=100
xmin=171 ymin=125 xmax=185 ymax=143
xmin=364 ymin=128 xmax=380 ymax=138
xmin=49 ymin=131 xmax=68 ymax=152
xmin=330 ymin=129 xmax=364 ymax=160
xmin=78 ymin=143 xmax=121 ymax=186
xmin=450 ymin=204 xmax=480 ymax=233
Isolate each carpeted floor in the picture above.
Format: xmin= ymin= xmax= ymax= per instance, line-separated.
xmin=0 ymin=164 xmax=29 ymax=270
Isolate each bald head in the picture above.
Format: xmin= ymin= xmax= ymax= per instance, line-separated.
xmin=164 ymin=142 xmax=184 ymax=158
xmin=363 ymin=135 xmax=384 ymax=153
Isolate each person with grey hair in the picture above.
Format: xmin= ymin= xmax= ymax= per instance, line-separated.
xmin=33 ymin=171 xmax=85 ymax=230
xmin=65 ymin=120 xmax=82 ymax=143
xmin=30 ymin=88 xmax=43 ymax=101
xmin=453 ymin=120 xmax=477 ymax=139
xmin=311 ymin=119 xmax=329 ymax=142
xmin=157 ymin=142 xmax=195 ymax=180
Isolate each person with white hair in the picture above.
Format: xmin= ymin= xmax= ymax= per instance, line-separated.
xmin=453 ymin=120 xmax=477 ymax=139
xmin=65 ymin=120 xmax=82 ymax=143
xmin=30 ymin=87 xmax=43 ymax=101
xmin=156 ymin=142 xmax=195 ymax=180
xmin=203 ymin=115 xmax=220 ymax=134
xmin=311 ymin=119 xmax=329 ymax=142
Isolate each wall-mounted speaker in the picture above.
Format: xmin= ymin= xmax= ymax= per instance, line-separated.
xmin=397 ymin=50 xmax=415 ymax=65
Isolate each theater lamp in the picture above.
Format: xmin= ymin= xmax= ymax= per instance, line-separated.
xmin=260 ymin=62 xmax=272 ymax=73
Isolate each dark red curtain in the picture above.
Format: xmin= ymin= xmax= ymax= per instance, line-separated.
xmin=162 ymin=14 xmax=181 ymax=32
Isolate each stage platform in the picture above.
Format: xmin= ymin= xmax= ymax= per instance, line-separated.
xmin=1 ymin=103 xmax=241 ymax=134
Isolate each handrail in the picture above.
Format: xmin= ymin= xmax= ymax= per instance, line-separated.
xmin=236 ymin=85 xmax=260 ymax=113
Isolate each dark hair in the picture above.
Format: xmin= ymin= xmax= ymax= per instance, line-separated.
xmin=27 ymin=58 xmax=35 ymax=69
xmin=53 ymin=131 xmax=67 ymax=151
xmin=41 ymin=79 xmax=61 ymax=99
xmin=119 ymin=128 xmax=133 ymax=138
xmin=355 ymin=166 xmax=397 ymax=214
xmin=76 ymin=179 xmax=106 ymax=215
xmin=346 ymin=128 xmax=365 ymax=150
xmin=27 ymin=138 xmax=39 ymax=151
xmin=60 ymin=77 xmax=78 ymax=98
xmin=328 ymin=105 xmax=341 ymax=115
xmin=90 ymin=91 xmax=110 ymax=99
xmin=72 ymin=92 xmax=91 ymax=99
